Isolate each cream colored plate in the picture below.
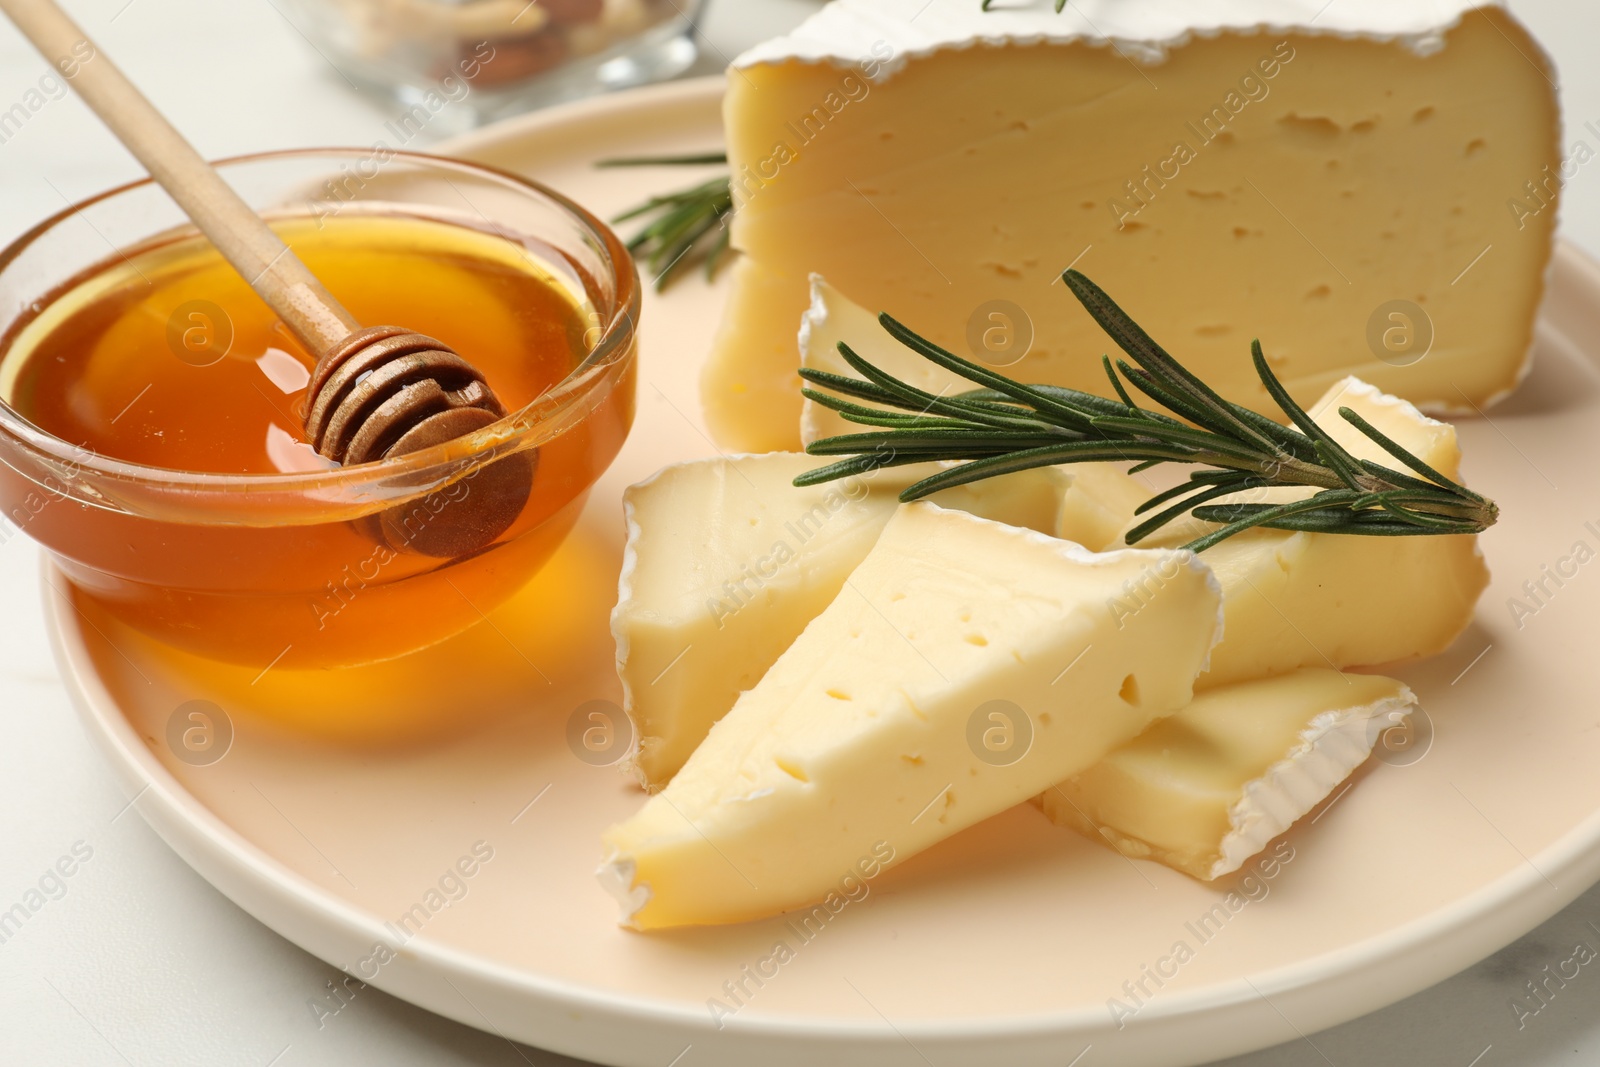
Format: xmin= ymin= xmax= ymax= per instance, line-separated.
xmin=46 ymin=76 xmax=1600 ymax=1067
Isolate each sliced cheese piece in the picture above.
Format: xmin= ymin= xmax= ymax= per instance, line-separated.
xmin=1056 ymin=461 xmax=1153 ymax=552
xmin=1138 ymin=377 xmax=1489 ymax=687
xmin=798 ymin=273 xmax=939 ymax=448
xmin=613 ymin=453 xmax=1072 ymax=789
xmin=600 ymin=502 xmax=1223 ymax=929
xmin=704 ymin=0 xmax=1559 ymax=452
xmin=1038 ymin=668 xmax=1414 ymax=880
xmin=800 ymin=274 xmax=1150 ymax=551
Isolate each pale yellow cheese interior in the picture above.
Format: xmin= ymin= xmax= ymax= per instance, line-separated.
xmin=706 ymin=7 xmax=1559 ymax=452
xmin=601 ymin=503 xmax=1222 ymax=929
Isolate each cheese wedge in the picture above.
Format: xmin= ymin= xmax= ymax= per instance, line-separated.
xmin=600 ymin=502 xmax=1223 ymax=929
xmin=1144 ymin=377 xmax=1490 ymax=687
xmin=800 ymin=273 xmax=1154 ymax=551
xmin=1039 ymin=669 xmax=1414 ymax=880
xmin=705 ymin=0 xmax=1559 ymax=452
xmin=614 ymin=453 xmax=1077 ymax=788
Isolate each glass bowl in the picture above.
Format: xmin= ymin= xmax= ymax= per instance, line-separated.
xmin=277 ymin=0 xmax=707 ymax=127
xmin=0 ymin=148 xmax=639 ymax=671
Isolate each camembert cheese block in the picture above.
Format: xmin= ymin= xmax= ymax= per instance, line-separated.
xmin=705 ymin=0 xmax=1559 ymax=452
xmin=1039 ymin=669 xmax=1415 ymax=880
xmin=614 ymin=453 xmax=1083 ymax=788
xmin=600 ymin=502 xmax=1223 ymax=929
xmin=1148 ymin=377 xmax=1490 ymax=687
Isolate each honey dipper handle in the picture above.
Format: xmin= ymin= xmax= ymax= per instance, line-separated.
xmin=0 ymin=0 xmax=360 ymax=355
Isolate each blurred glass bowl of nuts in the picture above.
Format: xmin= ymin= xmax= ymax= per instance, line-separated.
xmin=279 ymin=0 xmax=706 ymax=125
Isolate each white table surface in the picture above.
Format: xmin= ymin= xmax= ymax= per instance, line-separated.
xmin=0 ymin=2 xmax=1597 ymax=1064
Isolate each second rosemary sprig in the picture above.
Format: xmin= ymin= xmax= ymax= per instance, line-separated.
xmin=599 ymin=153 xmax=732 ymax=290
xmin=795 ymin=270 xmax=1497 ymax=553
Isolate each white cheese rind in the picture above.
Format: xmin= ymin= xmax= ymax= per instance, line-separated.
xmin=733 ymin=0 xmax=1487 ymax=76
xmin=1211 ymin=687 xmax=1414 ymax=878
xmin=1038 ymin=669 xmax=1414 ymax=880
xmin=594 ymin=852 xmax=651 ymax=926
xmin=601 ymin=502 xmax=1223 ymax=929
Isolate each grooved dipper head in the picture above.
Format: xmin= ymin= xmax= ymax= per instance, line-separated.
xmin=304 ymin=325 xmax=535 ymax=558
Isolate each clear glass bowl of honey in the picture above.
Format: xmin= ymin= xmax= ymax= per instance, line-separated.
xmin=0 ymin=148 xmax=638 ymax=673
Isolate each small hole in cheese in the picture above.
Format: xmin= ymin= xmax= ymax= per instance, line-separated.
xmin=965 ymin=634 xmax=988 ymax=647
xmin=826 ymin=689 xmax=851 ymax=701
xmin=774 ymin=757 xmax=809 ymax=783
xmin=1119 ymin=674 xmax=1142 ymax=707
xmin=1279 ymin=113 xmax=1340 ymax=137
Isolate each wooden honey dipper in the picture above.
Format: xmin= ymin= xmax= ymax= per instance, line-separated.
xmin=0 ymin=0 xmax=533 ymax=558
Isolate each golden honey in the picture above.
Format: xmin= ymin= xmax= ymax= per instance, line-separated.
xmin=0 ymin=213 xmax=634 ymax=670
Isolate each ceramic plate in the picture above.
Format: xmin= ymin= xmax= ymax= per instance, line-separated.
xmin=45 ymin=75 xmax=1600 ymax=1067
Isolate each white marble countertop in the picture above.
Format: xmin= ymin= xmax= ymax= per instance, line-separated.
xmin=1 ymin=2 xmax=1598 ymax=1064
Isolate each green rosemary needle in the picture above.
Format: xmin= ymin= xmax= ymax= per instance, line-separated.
xmin=599 ymin=153 xmax=732 ymax=291
xmin=795 ymin=270 xmax=1499 ymax=553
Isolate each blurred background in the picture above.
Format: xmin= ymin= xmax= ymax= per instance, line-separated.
xmin=1 ymin=1 xmax=1599 ymax=1065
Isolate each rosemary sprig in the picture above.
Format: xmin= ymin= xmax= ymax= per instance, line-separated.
xmin=598 ymin=153 xmax=732 ymax=291
xmin=795 ymin=270 xmax=1498 ymax=553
